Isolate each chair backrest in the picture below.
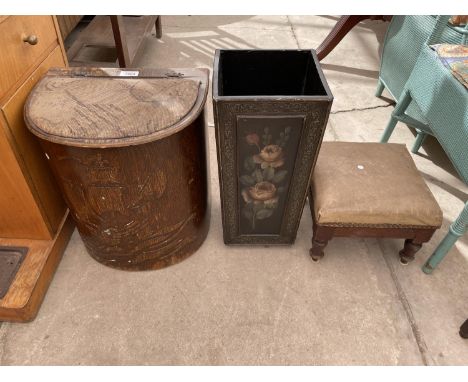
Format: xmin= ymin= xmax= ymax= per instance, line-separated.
xmin=379 ymin=15 xmax=464 ymax=102
xmin=407 ymin=43 xmax=468 ymax=185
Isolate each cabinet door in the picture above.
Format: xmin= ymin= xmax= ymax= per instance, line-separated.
xmin=0 ymin=46 xmax=66 ymax=239
xmin=0 ymin=119 xmax=51 ymax=239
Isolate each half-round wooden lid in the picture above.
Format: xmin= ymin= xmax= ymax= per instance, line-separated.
xmin=25 ymin=67 xmax=209 ymax=147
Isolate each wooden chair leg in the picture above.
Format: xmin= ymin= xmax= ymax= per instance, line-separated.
xmin=317 ymin=16 xmax=391 ymax=61
xmin=316 ymin=16 xmax=371 ymax=61
xmin=399 ymin=238 xmax=422 ymax=265
xmin=155 ymin=16 xmax=162 ymax=38
xmin=110 ymin=15 xmax=131 ymax=68
xmin=460 ymin=318 xmax=468 ymax=339
xmin=310 ymin=226 xmax=332 ymax=262
xmin=310 ymin=240 xmax=328 ymax=262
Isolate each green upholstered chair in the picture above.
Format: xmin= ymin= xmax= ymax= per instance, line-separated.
xmin=376 ymin=15 xmax=467 ymax=153
xmin=378 ymin=16 xmax=468 ymax=273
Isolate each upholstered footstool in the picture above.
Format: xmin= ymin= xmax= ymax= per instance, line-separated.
xmin=308 ymin=142 xmax=443 ymax=264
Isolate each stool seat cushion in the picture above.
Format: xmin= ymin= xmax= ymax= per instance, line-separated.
xmin=311 ymin=142 xmax=443 ymax=228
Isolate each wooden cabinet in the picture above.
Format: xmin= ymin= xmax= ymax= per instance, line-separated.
xmin=1 ymin=46 xmax=66 ymax=239
xmin=0 ymin=16 xmax=74 ymax=322
xmin=0 ymin=16 xmax=59 ymax=100
xmin=56 ymin=15 xmax=83 ymax=40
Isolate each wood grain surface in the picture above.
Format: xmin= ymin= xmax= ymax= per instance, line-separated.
xmin=40 ymin=114 xmax=209 ymax=271
xmin=25 ymin=67 xmax=210 ymax=270
xmin=0 ymin=211 xmax=74 ymax=322
xmin=0 ymin=16 xmax=58 ymax=101
xmin=0 ymin=114 xmax=51 ymax=239
xmin=1 ymin=46 xmax=67 ymax=237
xmin=26 ymin=71 xmax=202 ymax=145
xmin=0 ymin=15 xmax=72 ymax=322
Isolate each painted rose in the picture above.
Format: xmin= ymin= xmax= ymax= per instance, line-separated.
xmin=245 ymin=133 xmax=260 ymax=147
xmin=242 ymin=189 xmax=279 ymax=205
xmin=248 ymin=181 xmax=277 ymax=201
xmin=253 ymin=144 xmax=284 ymax=168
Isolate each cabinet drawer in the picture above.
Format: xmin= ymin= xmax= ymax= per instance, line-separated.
xmin=0 ymin=16 xmax=58 ymax=100
xmin=2 ymin=46 xmax=66 ymax=236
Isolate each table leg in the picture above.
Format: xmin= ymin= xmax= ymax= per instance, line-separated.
xmin=317 ymin=16 xmax=371 ymax=61
xmin=110 ymin=15 xmax=131 ymax=68
xmin=317 ymin=15 xmax=391 ymax=61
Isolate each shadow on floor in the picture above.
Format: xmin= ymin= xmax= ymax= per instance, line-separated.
xmin=320 ymin=63 xmax=380 ymax=79
xmin=138 ymin=20 xmax=259 ymax=68
xmin=411 ymin=132 xmax=464 ymax=182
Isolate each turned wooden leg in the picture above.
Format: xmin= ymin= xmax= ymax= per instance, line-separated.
xmin=310 ymin=239 xmax=328 ymax=262
xmin=309 ymin=225 xmax=333 ymax=262
xmin=399 ymin=239 xmax=422 ymax=265
xmin=460 ymin=318 xmax=468 ymax=339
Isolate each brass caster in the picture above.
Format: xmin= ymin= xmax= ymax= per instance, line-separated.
xmin=399 ymin=252 xmax=414 ymax=266
xmin=309 ymin=248 xmax=323 ymax=262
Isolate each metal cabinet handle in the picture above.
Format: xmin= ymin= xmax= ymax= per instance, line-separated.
xmin=23 ymin=34 xmax=38 ymax=45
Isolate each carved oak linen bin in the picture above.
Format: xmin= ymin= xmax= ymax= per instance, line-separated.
xmin=213 ymin=50 xmax=333 ymax=244
xmin=25 ymin=68 xmax=210 ymax=270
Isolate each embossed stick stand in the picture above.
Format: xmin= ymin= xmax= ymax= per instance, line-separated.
xmin=25 ymin=67 xmax=210 ymax=270
xmin=213 ymin=49 xmax=333 ymax=244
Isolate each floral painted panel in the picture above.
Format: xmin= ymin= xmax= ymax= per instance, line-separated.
xmin=237 ymin=116 xmax=304 ymax=235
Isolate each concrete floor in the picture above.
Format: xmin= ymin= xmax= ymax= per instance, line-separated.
xmin=1 ymin=15 xmax=468 ymax=365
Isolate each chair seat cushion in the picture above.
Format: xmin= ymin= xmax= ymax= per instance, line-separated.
xmin=311 ymin=142 xmax=443 ymax=228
